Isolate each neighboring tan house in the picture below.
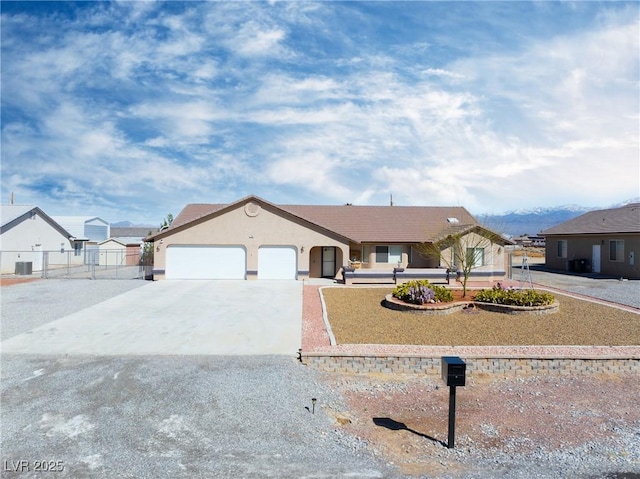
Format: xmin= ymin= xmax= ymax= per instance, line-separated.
xmin=541 ymin=203 xmax=640 ymax=279
xmin=52 ymin=216 xmax=110 ymax=265
xmin=0 ymin=205 xmax=79 ymax=274
xmin=146 ymin=195 xmax=511 ymax=284
xmin=98 ymin=237 xmax=143 ymax=266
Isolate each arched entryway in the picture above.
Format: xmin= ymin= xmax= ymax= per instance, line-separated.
xmin=309 ymin=246 xmax=344 ymax=279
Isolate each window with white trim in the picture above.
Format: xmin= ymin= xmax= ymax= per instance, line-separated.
xmin=609 ymin=240 xmax=624 ymax=262
xmin=375 ymin=245 xmax=402 ymax=264
xmin=466 ymin=247 xmax=485 ymax=267
xmin=557 ymin=240 xmax=567 ymax=258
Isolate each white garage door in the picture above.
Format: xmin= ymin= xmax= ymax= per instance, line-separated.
xmin=258 ymin=246 xmax=297 ymax=280
xmin=166 ymin=245 xmax=246 ymax=279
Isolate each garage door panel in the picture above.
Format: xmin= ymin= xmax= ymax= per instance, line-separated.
xmin=167 ymin=246 xmax=246 ymax=279
xmin=258 ymin=246 xmax=297 ymax=280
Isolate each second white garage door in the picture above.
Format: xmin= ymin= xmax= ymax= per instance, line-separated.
xmin=166 ymin=245 xmax=246 ymax=279
xmin=258 ymin=246 xmax=297 ymax=280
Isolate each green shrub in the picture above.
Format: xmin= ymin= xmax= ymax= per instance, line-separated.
xmin=473 ymin=286 xmax=555 ymax=307
xmin=393 ymin=280 xmax=454 ymax=304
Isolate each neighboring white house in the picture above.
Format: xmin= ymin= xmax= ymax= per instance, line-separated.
xmin=0 ymin=205 xmax=79 ymax=274
xmin=52 ymin=216 xmax=110 ymax=264
xmin=98 ymin=237 xmax=143 ymax=266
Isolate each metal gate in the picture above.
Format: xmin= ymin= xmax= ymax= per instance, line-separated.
xmin=0 ymin=250 xmax=152 ymax=280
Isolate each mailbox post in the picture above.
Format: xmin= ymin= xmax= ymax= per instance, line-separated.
xmin=441 ymin=356 xmax=466 ymax=449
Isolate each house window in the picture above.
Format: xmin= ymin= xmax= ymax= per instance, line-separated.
xmin=74 ymin=243 xmax=82 ymax=257
xmin=375 ymin=245 xmax=402 ymax=264
xmin=609 ymin=240 xmax=624 ymax=262
xmin=466 ymin=247 xmax=485 ymax=267
xmin=557 ymin=240 xmax=567 ymax=258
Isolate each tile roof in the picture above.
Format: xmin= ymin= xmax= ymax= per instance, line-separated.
xmin=110 ymin=226 xmax=158 ymax=238
xmin=159 ymin=195 xmax=483 ymax=243
xmin=171 ymin=204 xmax=226 ymax=229
xmin=541 ymin=203 xmax=640 ymax=235
xmin=280 ymin=204 xmax=478 ymax=243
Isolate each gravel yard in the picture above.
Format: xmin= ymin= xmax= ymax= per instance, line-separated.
xmin=321 ymin=371 xmax=640 ymax=479
xmin=0 ymin=279 xmax=147 ymax=340
xmin=3 ymin=274 xmax=639 ymax=478
xmin=520 ymin=266 xmax=640 ymax=309
xmin=1 ymin=354 xmax=399 ymax=478
xmin=321 ymin=288 xmax=640 ymax=346
xmin=307 ymin=272 xmax=640 ymax=478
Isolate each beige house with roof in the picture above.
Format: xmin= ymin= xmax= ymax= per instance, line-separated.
xmin=541 ymin=203 xmax=640 ymax=279
xmin=146 ymin=195 xmax=511 ymax=284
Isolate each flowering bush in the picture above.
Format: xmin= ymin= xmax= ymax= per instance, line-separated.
xmin=473 ymin=285 xmax=555 ymax=307
xmin=393 ymin=280 xmax=454 ymax=305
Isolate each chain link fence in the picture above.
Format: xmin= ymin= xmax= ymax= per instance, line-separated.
xmin=0 ymin=249 xmax=152 ymax=280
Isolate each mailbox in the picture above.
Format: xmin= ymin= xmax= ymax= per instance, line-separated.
xmin=441 ymin=356 xmax=466 ymax=387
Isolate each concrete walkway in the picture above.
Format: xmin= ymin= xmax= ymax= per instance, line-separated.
xmin=1 ymin=280 xmax=303 ymax=355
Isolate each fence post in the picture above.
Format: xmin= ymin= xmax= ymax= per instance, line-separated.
xmin=42 ymin=251 xmax=48 ymax=279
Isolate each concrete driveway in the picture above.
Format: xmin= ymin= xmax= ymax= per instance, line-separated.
xmin=1 ymin=280 xmax=302 ymax=355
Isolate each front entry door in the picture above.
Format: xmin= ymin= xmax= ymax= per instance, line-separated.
xmin=322 ymin=247 xmax=336 ymax=277
xmin=592 ymin=245 xmax=601 ymax=273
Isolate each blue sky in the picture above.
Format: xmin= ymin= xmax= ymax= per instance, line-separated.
xmin=1 ymin=1 xmax=638 ymax=225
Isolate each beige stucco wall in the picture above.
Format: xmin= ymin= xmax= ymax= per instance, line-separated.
xmin=545 ymin=233 xmax=640 ymax=279
xmin=0 ymin=215 xmax=78 ymax=274
xmin=438 ymin=232 xmax=508 ymax=281
xmin=352 ymin=244 xmax=417 ymax=270
xmin=153 ymin=202 xmax=349 ymax=280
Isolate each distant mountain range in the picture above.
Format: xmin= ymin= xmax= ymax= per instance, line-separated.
xmin=478 ymin=198 xmax=639 ymax=238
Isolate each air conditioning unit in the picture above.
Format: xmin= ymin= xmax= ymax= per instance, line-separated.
xmin=15 ymin=262 xmax=33 ymax=275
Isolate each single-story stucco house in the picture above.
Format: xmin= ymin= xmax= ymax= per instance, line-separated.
xmin=146 ymin=195 xmax=512 ymax=284
xmin=541 ymin=202 xmax=640 ymax=279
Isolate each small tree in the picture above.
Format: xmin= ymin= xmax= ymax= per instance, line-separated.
xmin=417 ymin=226 xmax=504 ymax=297
xmin=140 ymin=230 xmax=154 ymax=267
xmin=161 ymin=213 xmax=174 ymax=230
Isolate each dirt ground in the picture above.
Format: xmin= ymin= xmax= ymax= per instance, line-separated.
xmin=0 ymin=276 xmax=40 ymax=287
xmin=321 ymin=371 xmax=640 ymax=478
xmin=322 ymin=288 xmax=640 ymax=346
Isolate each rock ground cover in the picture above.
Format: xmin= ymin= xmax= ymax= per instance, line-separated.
xmin=321 ymin=371 xmax=640 ymax=478
xmin=321 ymin=288 xmax=640 ymax=346
xmin=310 ymin=282 xmax=640 ymax=478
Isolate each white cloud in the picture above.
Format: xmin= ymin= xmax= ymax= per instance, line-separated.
xmin=231 ymin=21 xmax=287 ymax=57
xmin=1 ymin=2 xmax=637 ymax=221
